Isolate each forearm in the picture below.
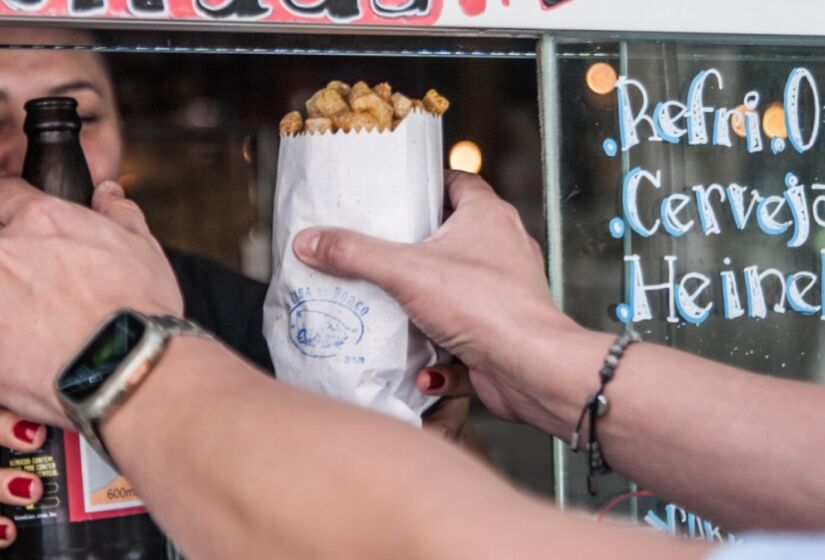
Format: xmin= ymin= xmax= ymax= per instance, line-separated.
xmin=102 ymin=337 xmax=425 ymax=558
xmin=98 ymin=338 xmax=540 ymax=559
xmin=524 ymin=325 xmax=825 ymax=530
xmin=98 ymin=338 xmax=710 ymax=560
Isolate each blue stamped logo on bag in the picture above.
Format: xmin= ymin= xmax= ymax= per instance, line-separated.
xmin=288 ymin=287 xmax=369 ymax=359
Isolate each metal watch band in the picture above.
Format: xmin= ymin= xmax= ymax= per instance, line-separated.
xmin=89 ymin=315 xmax=214 ymax=469
xmin=152 ymin=315 xmax=216 ymax=340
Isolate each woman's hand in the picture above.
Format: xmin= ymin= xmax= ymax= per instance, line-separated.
xmin=0 ymin=413 xmax=47 ymax=548
xmin=293 ymin=172 xmax=582 ymax=428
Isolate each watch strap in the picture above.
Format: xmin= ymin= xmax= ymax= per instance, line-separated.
xmin=89 ymin=315 xmax=214 ymax=469
xmin=152 ymin=315 xmax=216 ymax=340
xmin=87 ymin=420 xmax=118 ymax=470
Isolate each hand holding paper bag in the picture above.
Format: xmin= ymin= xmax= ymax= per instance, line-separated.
xmin=294 ymin=171 xmax=577 ymax=429
xmin=264 ymin=110 xmax=447 ymax=425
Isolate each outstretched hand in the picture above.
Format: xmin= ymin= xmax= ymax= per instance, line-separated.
xmin=294 ymin=171 xmax=583 ymax=427
xmin=0 ymin=178 xmax=182 ymax=426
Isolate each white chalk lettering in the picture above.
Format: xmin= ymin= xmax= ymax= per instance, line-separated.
xmin=756 ymin=195 xmax=791 ymax=236
xmin=744 ymin=266 xmax=787 ymax=318
xmin=720 ymin=260 xmax=745 ymax=319
xmin=615 ymin=77 xmax=661 ymax=150
xmin=624 ymin=254 xmax=678 ymax=323
xmin=726 ymin=183 xmax=761 ymax=231
xmin=787 ymin=272 xmax=820 ymax=315
xmin=676 ymin=272 xmax=713 ymax=325
xmin=660 ymin=193 xmax=694 ymax=237
xmin=623 ymin=167 xmax=662 ymax=237
xmin=686 ymin=70 xmax=722 ymax=145
xmin=692 ymin=184 xmax=726 ymax=236
xmin=784 ymin=68 xmax=821 ymax=154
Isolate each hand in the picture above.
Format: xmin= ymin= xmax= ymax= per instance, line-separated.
xmin=293 ymin=172 xmax=584 ymax=427
xmin=0 ymin=414 xmax=46 ymax=548
xmin=0 ymin=178 xmax=182 ymax=426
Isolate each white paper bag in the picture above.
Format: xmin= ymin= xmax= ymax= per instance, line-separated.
xmin=263 ymin=112 xmax=444 ymax=426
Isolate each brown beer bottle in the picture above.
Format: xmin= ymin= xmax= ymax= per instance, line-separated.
xmin=0 ymin=97 xmax=166 ymax=559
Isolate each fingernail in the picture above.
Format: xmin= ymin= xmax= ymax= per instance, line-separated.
xmin=295 ymin=230 xmax=321 ymax=258
xmin=425 ymin=370 xmax=445 ymax=390
xmin=0 ymin=523 xmax=7 ymax=540
xmin=8 ymin=477 xmax=33 ymax=499
xmin=12 ymin=421 xmax=40 ymax=444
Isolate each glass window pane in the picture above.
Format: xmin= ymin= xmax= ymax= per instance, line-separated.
xmin=555 ymin=40 xmax=825 ymax=535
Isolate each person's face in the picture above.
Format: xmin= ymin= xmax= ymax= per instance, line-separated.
xmin=0 ymin=30 xmax=122 ymax=186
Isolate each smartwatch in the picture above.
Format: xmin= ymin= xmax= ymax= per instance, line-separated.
xmin=54 ymin=309 xmax=213 ymax=469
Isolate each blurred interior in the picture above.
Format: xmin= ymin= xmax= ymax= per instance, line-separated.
xmin=0 ymin=29 xmax=554 ymax=497
xmin=109 ymin=45 xmax=547 ymax=273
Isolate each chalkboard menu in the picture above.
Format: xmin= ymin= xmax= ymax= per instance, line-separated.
xmin=556 ymin=41 xmax=825 ymax=540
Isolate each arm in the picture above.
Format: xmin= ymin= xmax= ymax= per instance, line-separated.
xmin=522 ymin=322 xmax=825 ymax=531
xmin=103 ymin=336 xmax=709 ymax=560
xmin=294 ymin=171 xmax=825 ymax=531
xmin=0 ymin=177 xmax=710 ymax=558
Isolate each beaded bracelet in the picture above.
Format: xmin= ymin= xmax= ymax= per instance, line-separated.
xmin=570 ymin=331 xmax=641 ymax=495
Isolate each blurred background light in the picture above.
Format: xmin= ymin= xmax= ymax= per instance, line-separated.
xmin=585 ymin=62 xmax=617 ymax=95
xmin=763 ymin=102 xmax=788 ymax=139
xmin=449 ymin=140 xmax=483 ymax=173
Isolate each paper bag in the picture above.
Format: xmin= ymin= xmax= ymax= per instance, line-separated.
xmin=263 ymin=112 xmax=444 ymax=426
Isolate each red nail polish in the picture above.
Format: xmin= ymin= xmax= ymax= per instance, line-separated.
xmin=0 ymin=524 xmax=7 ymax=540
xmin=427 ymin=370 xmax=445 ymax=390
xmin=12 ymin=421 xmax=40 ymax=444
xmin=8 ymin=477 xmax=33 ymax=499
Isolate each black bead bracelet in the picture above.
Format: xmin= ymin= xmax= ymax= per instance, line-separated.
xmin=570 ymin=331 xmax=641 ymax=495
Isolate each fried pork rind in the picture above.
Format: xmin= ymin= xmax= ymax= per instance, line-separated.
xmin=423 ymin=89 xmax=450 ymax=116
xmin=332 ymin=111 xmax=379 ymax=133
xmin=279 ymin=111 xmax=303 ymax=135
xmin=326 ymin=80 xmax=351 ymax=99
xmin=390 ymin=92 xmax=413 ymax=120
xmin=283 ymin=81 xmax=449 ymax=135
xmin=304 ymin=117 xmax=333 ymax=134
xmin=373 ymin=82 xmax=392 ymax=102
xmin=306 ymin=88 xmax=349 ymax=119
xmin=348 ymin=81 xmax=372 ymax=104
xmin=350 ymin=92 xmax=394 ymax=130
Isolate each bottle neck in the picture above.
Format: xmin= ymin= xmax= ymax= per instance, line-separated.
xmin=27 ymin=129 xmax=80 ymax=144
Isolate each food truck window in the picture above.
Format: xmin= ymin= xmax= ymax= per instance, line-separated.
xmin=109 ymin=49 xmax=546 ymax=268
xmin=0 ymin=30 xmax=553 ymax=496
xmin=553 ymin=39 xmax=825 ymax=531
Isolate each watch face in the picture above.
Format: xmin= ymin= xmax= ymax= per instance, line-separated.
xmin=57 ymin=312 xmax=146 ymax=402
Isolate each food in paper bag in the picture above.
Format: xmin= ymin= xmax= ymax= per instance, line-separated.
xmin=264 ymin=81 xmax=449 ymax=426
xmin=279 ymin=80 xmax=449 ymax=135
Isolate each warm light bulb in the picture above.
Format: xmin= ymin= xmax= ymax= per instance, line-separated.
xmin=117 ymin=173 xmax=139 ymax=191
xmin=449 ymin=140 xmax=483 ymax=174
xmin=242 ymin=134 xmax=255 ymax=164
xmin=763 ymin=102 xmax=788 ymax=139
xmin=586 ymin=62 xmax=618 ymax=95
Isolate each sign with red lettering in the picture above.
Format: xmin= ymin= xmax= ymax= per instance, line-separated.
xmin=0 ymin=0 xmax=821 ymax=35
xmin=0 ymin=0 xmax=447 ymax=24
